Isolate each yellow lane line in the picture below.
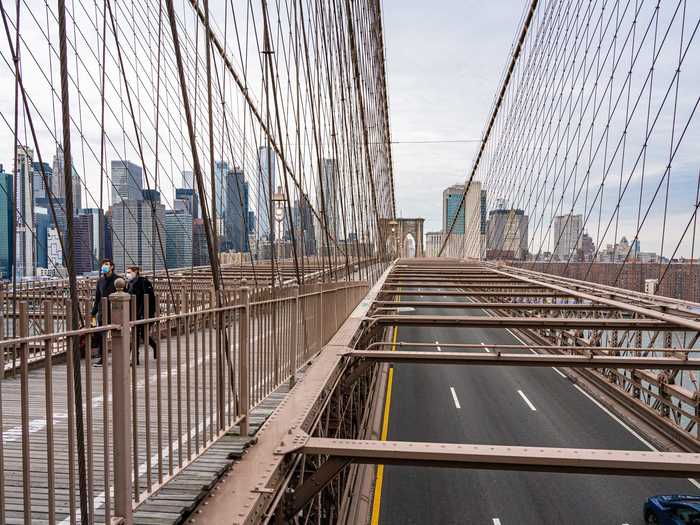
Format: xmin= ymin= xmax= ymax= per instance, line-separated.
xmin=370 ymin=319 xmax=398 ymax=524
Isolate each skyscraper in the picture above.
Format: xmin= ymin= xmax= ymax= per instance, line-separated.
xmin=293 ymin=196 xmax=316 ymax=256
xmin=81 ymin=208 xmax=105 ymax=270
xmin=51 ymin=146 xmax=65 ymax=199
xmin=316 ymin=159 xmax=339 ymax=253
xmin=111 ymin=191 xmax=165 ymax=272
xmin=51 ymin=144 xmax=81 ymax=214
xmin=32 ymin=162 xmax=53 ymax=204
xmin=16 ymin=145 xmax=35 ymax=278
xmin=140 ymin=190 xmax=166 ymax=272
xmin=486 ymin=208 xmax=528 ymax=259
xmin=442 ymin=184 xmax=465 ymax=235
xmin=175 ymin=187 xmax=200 ymax=219
xmin=257 ymin=146 xmax=276 ymax=243
xmin=224 ymin=167 xmax=249 ymax=252
xmin=35 ymin=207 xmax=50 ymax=269
xmin=552 ymin=213 xmax=583 ymax=260
xmin=73 ymin=213 xmax=94 ymax=274
xmin=0 ymin=167 xmax=12 ymax=279
xmin=182 ymin=170 xmax=193 ymax=189
xmin=192 ymin=218 xmax=209 ymax=266
xmin=111 ymin=160 xmax=143 ymax=205
xmin=47 ymin=228 xmax=63 ymax=268
xmin=214 ymin=160 xmax=229 ymax=221
xmin=165 ymin=209 xmax=193 ymax=269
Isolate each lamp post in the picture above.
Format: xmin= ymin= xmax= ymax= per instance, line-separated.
xmin=388 ymin=219 xmax=398 ymax=259
xmin=272 ymin=186 xmax=286 ymax=267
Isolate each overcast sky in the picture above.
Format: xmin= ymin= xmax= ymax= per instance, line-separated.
xmin=382 ymin=0 xmax=525 ymax=234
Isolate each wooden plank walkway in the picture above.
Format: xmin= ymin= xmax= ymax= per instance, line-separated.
xmin=0 ymin=324 xmax=286 ymax=525
xmin=132 ymin=390 xmax=289 ymax=525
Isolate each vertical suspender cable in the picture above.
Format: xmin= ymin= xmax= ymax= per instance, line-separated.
xmin=57 ymin=0 xmax=89 ymax=522
xmin=438 ymin=0 xmax=539 ymax=257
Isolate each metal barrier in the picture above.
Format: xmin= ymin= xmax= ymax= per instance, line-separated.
xmin=0 ymin=278 xmax=368 ymax=524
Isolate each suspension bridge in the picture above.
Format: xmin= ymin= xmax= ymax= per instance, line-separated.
xmin=0 ymin=0 xmax=699 ymax=523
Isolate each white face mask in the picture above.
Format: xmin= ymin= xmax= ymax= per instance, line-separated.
xmin=126 ymin=272 xmax=135 ymax=281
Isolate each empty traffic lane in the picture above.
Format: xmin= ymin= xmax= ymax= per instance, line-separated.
xmin=375 ymin=290 xmax=697 ymax=525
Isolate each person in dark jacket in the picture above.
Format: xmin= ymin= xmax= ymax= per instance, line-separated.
xmin=126 ymin=266 xmax=158 ymax=364
xmin=91 ymin=258 xmax=120 ymax=365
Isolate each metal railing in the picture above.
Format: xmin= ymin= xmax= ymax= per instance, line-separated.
xmin=0 ymin=278 xmax=368 ymax=524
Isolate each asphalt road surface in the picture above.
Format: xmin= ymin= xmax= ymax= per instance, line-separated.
xmin=376 ymin=289 xmax=699 ymax=525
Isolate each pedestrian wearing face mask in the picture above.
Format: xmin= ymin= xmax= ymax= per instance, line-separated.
xmin=125 ymin=266 xmax=158 ymax=364
xmin=91 ymin=258 xmax=120 ymax=366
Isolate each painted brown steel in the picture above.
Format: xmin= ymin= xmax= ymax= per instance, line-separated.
xmin=110 ymin=282 xmax=133 ymax=523
xmin=373 ymin=301 xmax=621 ymax=310
xmin=349 ymin=350 xmax=700 ymax=369
xmin=488 ymin=265 xmax=700 ymax=332
xmin=438 ymin=0 xmax=540 ymax=256
xmin=297 ymin=437 xmax=700 ymax=478
xmin=365 ymin=341 xmax=695 ymax=354
xmin=371 ymin=315 xmax=688 ymax=330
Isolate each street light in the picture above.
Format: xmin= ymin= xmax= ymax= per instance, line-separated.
xmin=388 ymin=219 xmax=398 ymax=259
xmin=272 ymin=186 xmax=286 ymax=261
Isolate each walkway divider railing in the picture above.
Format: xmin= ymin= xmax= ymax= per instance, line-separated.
xmin=0 ymin=277 xmax=368 ymax=524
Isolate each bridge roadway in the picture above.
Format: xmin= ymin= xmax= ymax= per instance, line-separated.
xmin=376 ymin=288 xmax=699 ymax=525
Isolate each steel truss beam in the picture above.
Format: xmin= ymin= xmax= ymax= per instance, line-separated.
xmin=347 ymin=350 xmax=700 ymax=369
xmin=374 ymin=301 xmax=620 ymax=310
xmin=379 ymin=290 xmax=572 ymax=297
xmin=279 ymin=436 xmax=700 ymax=478
xmin=487 ymin=266 xmax=700 ymax=331
xmin=365 ymin=341 xmax=694 ymax=354
xmin=370 ymin=315 xmax=691 ymax=331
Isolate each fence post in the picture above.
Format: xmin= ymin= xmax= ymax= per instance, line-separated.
xmin=319 ymin=283 xmax=325 ymax=346
xmin=110 ymin=278 xmax=133 ymax=524
xmin=290 ymin=284 xmax=299 ymax=387
xmin=239 ymin=280 xmax=250 ymax=438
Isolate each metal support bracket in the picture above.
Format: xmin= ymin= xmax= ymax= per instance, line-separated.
xmin=274 ymin=429 xmax=311 ymax=456
xmin=286 ymin=456 xmax=353 ymax=518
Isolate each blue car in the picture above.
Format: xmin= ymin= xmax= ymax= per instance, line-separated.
xmin=644 ymin=495 xmax=700 ymax=524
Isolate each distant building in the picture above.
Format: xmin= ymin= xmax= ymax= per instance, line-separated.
xmin=73 ymin=213 xmax=94 ymax=274
xmin=81 ymin=208 xmax=105 ymax=271
xmin=181 ymin=170 xmax=193 ymax=189
xmin=486 ymin=208 xmax=528 ymax=260
xmin=631 ymin=238 xmax=641 ymax=257
xmin=316 ymin=159 xmax=339 ymax=255
xmin=51 ymin=144 xmax=81 ymax=214
xmin=104 ymin=210 xmax=113 ymax=260
xmin=47 ymin=227 xmax=63 ymax=268
xmin=192 ymin=218 xmax=209 ymax=266
xmin=0 ymin=167 xmax=13 ymax=279
xmin=464 ymin=182 xmax=483 ymax=259
xmin=175 ymin=187 xmax=200 ymax=220
xmin=51 ymin=146 xmax=65 ymax=200
xmin=214 ymin=161 xmax=230 ymax=223
xmin=257 ymin=146 xmax=276 ymax=243
xmin=111 ymin=191 xmax=165 ymax=273
xmin=111 ymin=160 xmax=143 ymax=205
xmin=165 ymin=209 xmax=193 ymax=269
xmin=552 ymin=214 xmax=582 ymax=260
xmin=32 ymin=161 xmax=52 ymax=204
xmin=292 ymin=197 xmax=316 ymax=256
xmin=581 ymin=232 xmax=595 ymax=261
xmin=35 ymin=207 xmax=50 ymax=269
xmin=442 ymin=184 xmax=465 ymax=235
xmin=425 ymin=231 xmax=442 ymax=257
xmin=224 ymin=167 xmax=249 ymax=252
xmin=16 ymin=145 xmax=35 ymax=278
xmin=441 ymin=182 xmax=482 ymax=258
